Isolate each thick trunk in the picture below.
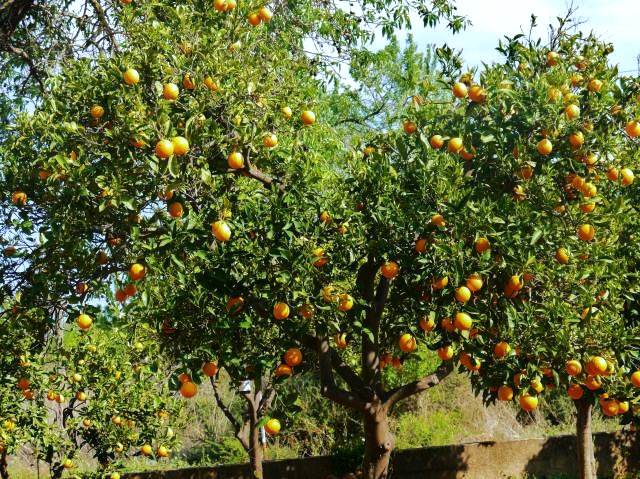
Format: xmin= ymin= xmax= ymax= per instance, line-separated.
xmin=247 ymin=419 xmax=264 ymax=479
xmin=362 ymin=407 xmax=394 ymax=479
xmin=575 ymin=398 xmax=596 ymax=479
xmin=0 ymin=449 xmax=9 ymax=479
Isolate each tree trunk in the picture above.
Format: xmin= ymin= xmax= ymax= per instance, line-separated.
xmin=247 ymin=418 xmax=264 ymax=479
xmin=0 ymin=449 xmax=9 ymax=479
xmin=575 ymin=398 xmax=596 ymax=479
xmin=362 ymin=406 xmax=394 ymax=479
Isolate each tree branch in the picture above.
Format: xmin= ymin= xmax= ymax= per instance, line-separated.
xmin=210 ymin=377 xmax=242 ymax=433
xmin=382 ymin=361 xmax=453 ymax=408
xmin=238 ymin=157 xmax=286 ymax=192
xmin=317 ymin=336 xmax=366 ymax=411
xmin=88 ymin=0 xmax=119 ymax=53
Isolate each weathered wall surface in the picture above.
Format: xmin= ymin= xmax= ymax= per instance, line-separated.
xmin=124 ymin=431 xmax=640 ymax=479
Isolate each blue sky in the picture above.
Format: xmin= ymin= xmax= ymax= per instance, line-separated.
xmin=381 ymin=0 xmax=640 ymax=74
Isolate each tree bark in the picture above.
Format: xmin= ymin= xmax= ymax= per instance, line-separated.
xmin=247 ymin=411 xmax=264 ymax=479
xmin=575 ymin=398 xmax=596 ymax=479
xmin=363 ymin=405 xmax=394 ymax=479
xmin=0 ymin=449 xmax=9 ymax=479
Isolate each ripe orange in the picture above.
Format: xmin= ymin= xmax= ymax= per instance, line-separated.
xmin=168 ymin=202 xmax=184 ymax=218
xmin=380 ymin=261 xmax=399 ymax=279
xmin=475 ymin=237 xmax=490 ymax=254
xmin=281 ymin=106 xmax=293 ymax=119
xmin=11 ymin=191 xmax=27 ymax=206
xmin=584 ymin=375 xmax=602 ymax=391
xmin=453 ymin=312 xmax=472 ymax=331
xmin=568 ymin=384 xmax=584 ymax=400
xmin=437 ymin=345 xmax=454 ymax=361
xmin=580 ymin=202 xmax=596 ymax=214
xmin=182 ymin=74 xmax=196 ymax=90
xmin=577 ymin=224 xmax=595 ymax=241
xmin=548 ymin=88 xmax=562 ymax=102
xmin=301 ymin=110 xmax=316 ymax=125
xmin=265 ymin=418 xmax=281 ymax=436
xmin=565 ymin=360 xmax=582 ymax=376
xmin=284 ymin=347 xmax=302 ymax=367
xmin=123 ymin=68 xmax=140 ymax=86
xmin=403 ymin=120 xmax=417 ymax=134
xmin=319 ymin=211 xmax=331 ymax=224
xmin=115 ymin=289 xmax=127 ymax=303
xmin=258 ymin=6 xmax=273 ymax=21
xmin=498 ymin=385 xmax=513 ymax=401
xmin=418 ymin=316 xmax=435 ymax=332
xmin=429 ymin=135 xmax=444 ymax=149
xmin=519 ymin=394 xmax=538 ymax=412
xmin=621 ymin=168 xmax=634 ymax=186
xmin=587 ymin=356 xmax=608 ymax=375
xmin=468 ymin=85 xmax=486 ymax=103
xmin=631 ymin=371 xmax=640 ymax=387
xmin=601 ymin=399 xmax=619 ymax=417
xmin=618 ymin=401 xmax=629 ymax=414
xmin=530 ymin=379 xmax=544 ymax=394
xmin=172 ymin=136 xmax=189 ymax=156
xmin=555 ymin=248 xmax=569 ymax=264
xmin=398 ymin=334 xmax=416 ymax=353
xmin=140 ymin=444 xmax=153 ymax=457
xmin=180 ymin=381 xmax=198 ymax=398
xmin=432 ymin=276 xmax=449 ymax=290
xmin=338 ymin=294 xmax=354 ymax=312
xmin=607 ymin=167 xmax=619 ymax=181
xmin=227 ymin=151 xmax=244 ymax=169
xmin=17 ymin=378 xmax=30 ymax=390
xmin=123 ymin=283 xmax=137 ymax=297
xmin=568 ymin=131 xmax=584 ymax=149
xmin=273 ymin=302 xmax=290 ymax=320
xmin=452 ymin=82 xmax=468 ymax=98
xmin=415 ymin=238 xmax=428 ymax=253
xmin=459 ymin=146 xmax=476 ymax=161
xmin=275 ymin=364 xmax=293 ymax=377
xmin=212 ymin=220 xmax=231 ymax=241
xmin=77 ymin=314 xmax=93 ymax=330
xmin=163 ymin=83 xmax=179 ymax=100
xmin=204 ymin=76 xmax=219 ymax=91
xmin=519 ymin=164 xmax=533 ymax=180
xmin=431 ymin=214 xmax=446 ymax=227
xmin=157 ymin=446 xmax=170 ymax=458
xmin=90 ymin=105 xmax=104 ymax=119
xmin=263 ymin=133 xmax=278 ymax=148
xmin=466 ymin=274 xmax=483 ymax=293
xmin=441 ymin=317 xmax=455 ymax=333
xmin=447 ymin=137 xmax=463 ymax=153
xmin=299 ymin=303 xmax=314 ymax=319
xmin=334 ymin=333 xmax=348 ymax=349
xmin=546 ymin=51 xmax=560 ymax=66
xmin=454 ymin=286 xmax=471 ymax=304
xmin=129 ymin=263 xmax=146 ymax=281
xmin=155 ymin=139 xmax=174 ymax=158
xmin=202 ymin=362 xmax=218 ymax=377
xmin=537 ymin=139 xmax=552 ymax=156
xmin=588 ymin=79 xmax=603 ymax=93
xmin=625 ymin=120 xmax=640 ymax=138
xmin=226 ymin=296 xmax=244 ymax=314
xmin=493 ymin=341 xmax=510 ymax=359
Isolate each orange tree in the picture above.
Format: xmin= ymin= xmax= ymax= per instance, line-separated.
xmin=392 ymin=18 xmax=640 ymax=479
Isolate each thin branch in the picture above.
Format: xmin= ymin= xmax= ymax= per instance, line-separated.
xmin=88 ymin=0 xmax=119 ymax=53
xmin=317 ymin=336 xmax=366 ymax=411
xmin=382 ymin=361 xmax=453 ymax=408
xmin=210 ymin=377 xmax=241 ymax=433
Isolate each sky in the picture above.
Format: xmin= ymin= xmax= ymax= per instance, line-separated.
xmin=377 ymin=0 xmax=640 ymax=74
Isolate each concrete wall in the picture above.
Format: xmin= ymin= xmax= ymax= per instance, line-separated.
xmin=124 ymin=431 xmax=640 ymax=479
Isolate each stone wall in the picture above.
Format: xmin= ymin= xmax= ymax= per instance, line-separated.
xmin=124 ymin=431 xmax=640 ymax=479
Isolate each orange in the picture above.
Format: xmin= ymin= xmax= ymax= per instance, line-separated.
xmin=171 ymin=136 xmax=189 ymax=156
xmin=204 ymin=76 xmax=219 ymax=91
xmin=319 ymin=211 xmax=331 ymax=224
xmin=380 ymin=261 xmax=399 ymax=279
xmin=625 ymin=120 xmax=640 ymax=138
xmin=180 ymin=381 xmax=198 ymax=398
xmin=547 ymin=88 xmax=562 ymax=102
xmin=211 ymin=221 xmax=231 ymax=241
xmin=123 ymin=68 xmax=139 ymax=85
xmin=568 ymin=384 xmax=584 ymax=400
xmin=568 ymin=131 xmax=584 ymax=149
xmin=77 ymin=314 xmax=93 ymax=330
xmin=419 ymin=316 xmax=435 ymax=332
xmin=429 ymin=135 xmax=444 ymax=149
xmin=398 ymin=334 xmax=416 ymax=353
xmin=546 ymin=51 xmax=560 ymax=66
xmin=621 ymin=168 xmax=634 ymax=186
xmin=497 ymin=385 xmax=513 ymax=401
xmin=571 ymin=73 xmax=583 ymax=87
xmin=452 ymin=82 xmax=468 ymax=98
xmin=403 ymin=120 xmax=417 ymax=134
xmin=432 ymin=276 xmax=449 ymax=290
xmin=11 ymin=191 xmax=27 ymax=206
xmin=129 ymin=263 xmax=146 ymax=281
xmin=363 ymin=146 xmax=375 ymax=156
xmin=227 ymin=151 xmax=244 ymax=169
xmin=454 ymin=286 xmax=471 ymax=304
xmin=281 ymin=106 xmax=293 ymax=119
xmin=580 ymin=202 xmax=596 ymax=213
xmin=140 ymin=444 xmax=153 ymax=456
xmin=115 ymin=289 xmax=127 ymax=303
xmin=437 ymin=345 xmax=454 ymax=361
xmin=275 ymin=364 xmax=293 ymax=377
xmin=565 ymin=360 xmax=582 ymax=377
xmin=226 ymin=296 xmax=244 ymax=314
xmin=577 ymin=224 xmax=595 ymax=241
xmin=265 ymin=418 xmax=281 ymax=436
xmin=618 ymin=401 xmax=629 ymax=414
xmin=338 ymin=294 xmax=354 ymax=312
xmin=537 ymin=138 xmax=552 ymax=155
xmin=441 ymin=317 xmax=455 ymax=333
xmin=631 ymin=371 xmax=640 ymax=387
xmin=155 ymin=139 xmax=174 ymax=158
xmin=447 ymin=137 xmax=463 ymax=153
xmin=163 ymin=83 xmax=179 ymax=100
xmin=298 ymin=303 xmax=314 ymax=319
xmin=606 ymin=167 xmax=619 ymax=181
xmin=273 ymin=302 xmax=290 ymax=320
xmin=519 ymin=394 xmax=538 ymax=412
xmin=263 ymin=133 xmax=278 ymax=148
xmin=334 ymin=333 xmax=348 ymax=349
xmin=90 ymin=105 xmax=104 ymax=119
xmin=301 ymin=110 xmax=316 ymax=125
xmin=431 ymin=214 xmax=446 ymax=227
xmin=601 ymin=399 xmax=619 ymax=417
xmin=258 ymin=6 xmax=273 ymax=21
xmin=17 ymin=378 xmax=30 ymax=390
xmin=519 ymin=164 xmax=533 ymax=180
xmin=284 ymin=348 xmax=303 ymax=367
xmin=530 ymin=379 xmax=544 ymax=394
xmin=468 ymin=85 xmax=486 ymax=103
xmin=182 ymin=74 xmax=196 ymax=90
xmin=474 ymin=237 xmax=490 ymax=254
xmin=202 ymin=362 xmax=218 ymax=377
xmin=76 ymin=391 xmax=87 ymax=401
xmin=168 ymin=202 xmax=184 ymax=218
xmin=555 ymin=248 xmax=569 ymax=264
xmin=157 ymin=446 xmax=170 ymax=458
xmin=453 ymin=312 xmax=472 ymax=331
xmin=588 ymin=79 xmax=603 ymax=93
xmin=587 ymin=356 xmax=608 ymax=375
xmin=466 ymin=274 xmax=483 ymax=293
xmin=123 ymin=283 xmax=137 ymax=297
xmin=493 ymin=341 xmax=510 ymax=359
xmin=459 ymin=147 xmax=476 ymax=161
xmin=415 ymin=238 xmax=428 ymax=253
xmin=584 ymin=375 xmax=602 ymax=391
